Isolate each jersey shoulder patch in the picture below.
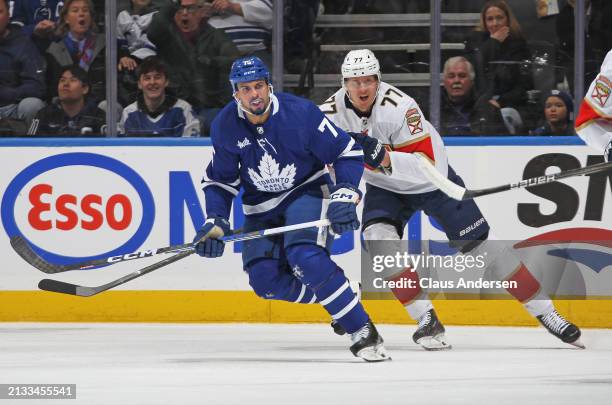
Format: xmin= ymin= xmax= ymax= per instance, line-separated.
xmin=404 ymin=108 xmax=424 ymax=135
xmin=591 ymin=74 xmax=612 ymax=108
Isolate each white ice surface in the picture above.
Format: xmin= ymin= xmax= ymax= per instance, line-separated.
xmin=0 ymin=323 xmax=610 ymax=405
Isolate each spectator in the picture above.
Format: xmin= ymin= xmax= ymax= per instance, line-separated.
xmin=464 ymin=0 xmax=532 ymax=114
xmin=208 ymin=0 xmax=272 ymax=64
xmin=11 ymin=0 xmax=63 ymax=41
xmin=530 ymin=89 xmax=575 ymax=136
xmin=116 ymin=0 xmax=159 ymax=105
xmin=148 ymin=0 xmax=240 ymax=135
xmin=440 ymin=56 xmax=506 ymax=136
xmin=0 ymin=0 xmax=46 ymax=131
xmin=28 ymin=65 xmax=105 ymax=136
xmin=45 ymin=0 xmax=106 ymax=105
xmin=117 ymin=0 xmax=158 ymax=71
xmin=118 ymin=56 xmax=200 ymax=137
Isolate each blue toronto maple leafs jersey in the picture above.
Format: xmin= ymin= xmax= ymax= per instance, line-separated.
xmin=202 ymin=92 xmax=364 ymax=219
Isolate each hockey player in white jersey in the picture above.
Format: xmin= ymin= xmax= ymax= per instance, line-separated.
xmin=321 ymin=49 xmax=584 ymax=350
xmin=575 ymin=49 xmax=612 ymax=162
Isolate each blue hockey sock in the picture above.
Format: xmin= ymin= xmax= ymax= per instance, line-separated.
xmin=286 ymin=244 xmax=368 ymax=334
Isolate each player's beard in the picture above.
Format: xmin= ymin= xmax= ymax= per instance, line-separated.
xmin=247 ymin=96 xmax=268 ymax=115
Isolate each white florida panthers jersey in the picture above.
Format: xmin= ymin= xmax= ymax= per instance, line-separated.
xmin=320 ymin=81 xmax=449 ymax=194
xmin=575 ymin=49 xmax=612 ymax=154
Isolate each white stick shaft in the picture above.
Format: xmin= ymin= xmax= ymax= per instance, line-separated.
xmin=415 ymin=154 xmax=466 ymax=200
xmin=223 ymin=219 xmax=331 ymax=242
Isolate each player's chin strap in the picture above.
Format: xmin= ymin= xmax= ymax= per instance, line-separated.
xmin=234 ymin=85 xmax=274 ymax=118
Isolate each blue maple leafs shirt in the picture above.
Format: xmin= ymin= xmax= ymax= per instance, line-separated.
xmin=202 ymin=92 xmax=364 ymax=219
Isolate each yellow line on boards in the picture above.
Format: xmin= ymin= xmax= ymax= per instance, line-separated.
xmin=0 ymin=291 xmax=610 ymax=328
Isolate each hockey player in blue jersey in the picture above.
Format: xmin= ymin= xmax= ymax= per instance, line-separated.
xmin=192 ymin=56 xmax=391 ymax=362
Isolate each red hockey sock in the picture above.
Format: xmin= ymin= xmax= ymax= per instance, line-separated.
xmin=388 ymin=267 xmax=422 ymax=305
xmin=505 ymin=264 xmax=541 ymax=303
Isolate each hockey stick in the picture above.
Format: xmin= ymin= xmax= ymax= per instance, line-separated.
xmin=12 ymin=218 xmax=331 ymax=274
xmin=416 ymin=156 xmax=612 ymax=201
xmin=38 ymin=250 xmax=194 ymax=297
xmin=10 ymin=236 xmax=194 ymax=274
xmin=37 ymin=218 xmax=331 ymax=297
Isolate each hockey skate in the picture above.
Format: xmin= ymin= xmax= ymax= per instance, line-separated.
xmin=413 ymin=309 xmax=452 ymax=351
xmin=537 ymin=310 xmax=585 ymax=349
xmin=350 ymin=320 xmax=391 ymax=362
xmin=331 ymin=281 xmax=362 ymax=336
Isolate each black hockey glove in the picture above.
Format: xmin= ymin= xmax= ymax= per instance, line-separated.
xmin=348 ymin=132 xmax=386 ymax=170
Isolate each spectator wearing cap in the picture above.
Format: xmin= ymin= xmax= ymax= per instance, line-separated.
xmin=530 ymin=90 xmax=575 ymax=136
xmin=0 ymin=0 xmax=46 ymax=130
xmin=118 ymin=56 xmax=200 ymax=137
xmin=28 ymin=65 xmax=105 ymax=136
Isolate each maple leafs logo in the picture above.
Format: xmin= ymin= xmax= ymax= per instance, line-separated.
xmin=248 ymin=152 xmax=296 ymax=192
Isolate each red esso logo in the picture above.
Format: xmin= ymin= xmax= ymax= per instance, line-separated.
xmin=14 ymin=166 xmax=144 ymax=257
xmin=28 ymin=183 xmax=132 ymax=231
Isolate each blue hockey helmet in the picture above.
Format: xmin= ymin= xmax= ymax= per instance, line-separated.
xmin=229 ymin=56 xmax=271 ymax=91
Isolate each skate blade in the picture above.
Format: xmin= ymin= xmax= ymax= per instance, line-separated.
xmin=416 ymin=334 xmax=452 ymax=351
xmin=356 ymin=345 xmax=392 ymax=362
xmin=568 ymin=339 xmax=586 ymax=349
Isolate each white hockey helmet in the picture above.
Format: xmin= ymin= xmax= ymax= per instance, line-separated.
xmin=341 ymin=49 xmax=381 ymax=85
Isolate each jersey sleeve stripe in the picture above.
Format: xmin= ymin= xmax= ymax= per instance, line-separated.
xmin=576 ymin=97 xmax=612 ymax=121
xmin=202 ymin=172 xmax=240 ymax=187
xmin=575 ymin=100 xmax=602 ymax=130
xmin=202 ymin=181 xmax=240 ymax=196
xmin=391 ymin=134 xmax=435 ymax=162
xmin=337 ymin=138 xmax=363 ymax=159
xmin=341 ymin=150 xmax=364 ymax=158
xmin=201 ymin=171 xmax=241 ymax=196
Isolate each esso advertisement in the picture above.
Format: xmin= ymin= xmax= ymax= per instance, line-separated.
xmin=0 ymin=144 xmax=610 ymax=292
xmin=2 ymin=153 xmax=153 ymax=263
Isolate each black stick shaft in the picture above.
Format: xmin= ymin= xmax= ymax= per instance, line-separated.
xmin=464 ymin=161 xmax=612 ymax=199
xmin=38 ymin=250 xmax=194 ymax=297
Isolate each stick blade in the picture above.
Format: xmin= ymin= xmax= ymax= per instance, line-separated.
xmin=38 ymin=278 xmax=100 ymax=297
xmin=10 ymin=235 xmax=71 ymax=273
xmin=38 ymin=279 xmax=78 ymax=295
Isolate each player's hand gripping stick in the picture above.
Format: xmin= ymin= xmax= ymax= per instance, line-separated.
xmin=193 ymin=216 xmax=231 ymax=258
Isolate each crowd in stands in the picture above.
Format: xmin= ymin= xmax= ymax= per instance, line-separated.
xmin=0 ymin=0 xmax=609 ymax=137
xmin=1 ymin=0 xmax=270 ymax=136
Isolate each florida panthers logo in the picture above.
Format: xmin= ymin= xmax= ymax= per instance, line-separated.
xmin=248 ymin=152 xmax=296 ymax=192
xmin=592 ymin=75 xmax=611 ymax=107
